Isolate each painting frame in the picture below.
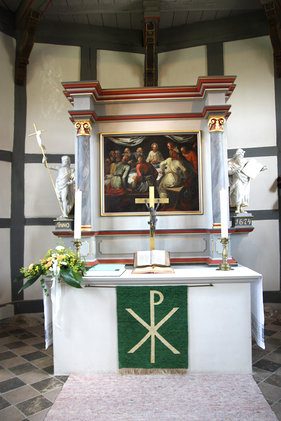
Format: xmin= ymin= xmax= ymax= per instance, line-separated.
xmin=100 ymin=131 xmax=203 ymax=216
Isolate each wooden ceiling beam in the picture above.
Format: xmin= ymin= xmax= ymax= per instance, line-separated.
xmin=15 ymin=0 xmax=53 ymax=85
xmin=262 ymin=0 xmax=281 ymax=77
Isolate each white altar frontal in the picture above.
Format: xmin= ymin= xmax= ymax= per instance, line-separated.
xmin=46 ymin=265 xmax=264 ymax=375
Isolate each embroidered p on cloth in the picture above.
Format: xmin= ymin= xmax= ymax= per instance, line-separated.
xmin=117 ymin=286 xmax=188 ymax=373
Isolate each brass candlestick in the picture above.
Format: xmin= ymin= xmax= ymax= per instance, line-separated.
xmin=217 ymin=237 xmax=233 ymax=271
xmin=74 ymin=239 xmax=82 ymax=259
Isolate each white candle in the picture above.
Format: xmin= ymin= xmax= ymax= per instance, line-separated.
xmin=74 ymin=189 xmax=82 ymax=240
xmin=220 ymin=188 xmax=228 ymax=238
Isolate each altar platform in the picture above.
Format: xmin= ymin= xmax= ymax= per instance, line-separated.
xmin=45 ymin=265 xmax=264 ymax=375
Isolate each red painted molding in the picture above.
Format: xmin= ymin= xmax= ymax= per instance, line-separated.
xmin=53 ymin=227 xmax=253 ymax=237
xmin=62 ymin=76 xmax=236 ymax=104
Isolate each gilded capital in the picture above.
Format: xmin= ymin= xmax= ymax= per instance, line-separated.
xmin=208 ymin=116 xmax=225 ymax=132
xmin=75 ymin=120 xmax=92 ymax=136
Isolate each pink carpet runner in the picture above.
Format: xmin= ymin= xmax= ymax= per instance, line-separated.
xmin=45 ymin=374 xmax=277 ymax=421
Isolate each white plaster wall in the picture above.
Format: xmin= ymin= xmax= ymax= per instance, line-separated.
xmin=158 ymin=46 xmax=207 ymax=86
xmin=0 ymin=32 xmax=15 ymax=151
xmin=25 ymin=43 xmax=80 ymax=154
xmin=224 ymin=36 xmax=276 ymax=149
xmin=97 ymin=50 xmax=144 ymax=88
xmin=0 ymin=162 xmax=11 ymax=218
xmin=231 ymin=220 xmax=280 ymax=291
xmin=0 ymin=229 xmax=11 ymax=304
xmin=25 ymin=163 xmax=74 ymax=218
xmin=247 ymin=156 xmax=278 ymax=211
xmin=24 ymin=226 xmax=60 ymax=300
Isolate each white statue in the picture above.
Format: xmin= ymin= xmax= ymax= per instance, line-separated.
xmin=228 ymin=148 xmax=267 ymax=214
xmin=44 ymin=155 xmax=75 ymax=218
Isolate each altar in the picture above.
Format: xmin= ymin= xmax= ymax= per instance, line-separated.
xmin=47 ymin=265 xmax=264 ymax=376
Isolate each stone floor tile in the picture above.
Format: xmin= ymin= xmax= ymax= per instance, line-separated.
xmin=21 ymin=351 xmax=47 ymax=362
xmin=267 ymin=352 xmax=281 ymax=364
xmin=23 ymin=337 xmax=44 ymax=346
xmin=28 ymin=407 xmax=51 ymax=421
xmin=43 ymin=365 xmax=54 ymax=374
xmin=0 ymin=377 xmax=25 ymax=393
xmin=18 ymin=369 xmax=51 ymax=384
xmin=258 ymin=381 xmax=281 ymax=404
xmin=0 ymin=395 xmax=11 ymax=410
xmin=9 ymin=362 xmax=37 ymax=376
xmin=13 ymin=345 xmax=38 ymax=356
xmin=3 ymin=384 xmax=40 ymax=405
xmin=0 ymin=345 xmax=8 ymax=352
xmin=33 ymin=342 xmax=45 ymax=350
xmin=252 ymin=367 xmax=272 ymax=383
xmin=253 ymin=358 xmax=281 ymax=373
xmin=43 ymin=387 xmax=63 ymax=403
xmin=16 ymin=395 xmax=52 ymax=417
xmin=0 ymin=351 xmax=17 ymax=361
xmin=265 ymin=374 xmax=281 ymax=388
xmin=0 ymin=366 xmax=16 ymax=381
xmin=0 ymin=356 xmax=27 ymax=368
xmin=0 ymin=404 xmax=27 ymax=421
xmin=16 ymin=332 xmax=36 ymax=340
xmin=32 ymin=356 xmax=53 ymax=369
xmin=271 ymin=401 xmax=281 ymax=421
xmin=31 ymin=377 xmax=63 ymax=393
xmin=265 ymin=329 xmax=278 ymax=337
xmin=55 ymin=375 xmax=69 ymax=383
xmin=5 ymin=341 xmax=26 ymax=350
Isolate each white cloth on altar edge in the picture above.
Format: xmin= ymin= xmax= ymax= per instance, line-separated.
xmin=42 ymin=275 xmax=265 ymax=350
xmin=251 ymin=276 xmax=265 ymax=349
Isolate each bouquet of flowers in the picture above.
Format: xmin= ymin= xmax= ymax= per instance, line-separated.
xmin=16 ymin=245 xmax=87 ymax=295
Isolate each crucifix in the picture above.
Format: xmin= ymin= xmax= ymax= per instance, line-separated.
xmin=135 ymin=186 xmax=169 ymax=250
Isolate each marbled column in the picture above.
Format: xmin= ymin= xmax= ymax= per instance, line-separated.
xmin=75 ymin=120 xmax=92 ymax=229
xmin=208 ymin=116 xmax=227 ymax=226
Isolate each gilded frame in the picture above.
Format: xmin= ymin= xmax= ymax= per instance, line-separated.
xmin=100 ymin=131 xmax=202 ymax=216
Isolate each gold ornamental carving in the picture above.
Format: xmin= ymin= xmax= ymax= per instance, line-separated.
xmin=75 ymin=120 xmax=92 ymax=136
xmin=208 ymin=116 xmax=225 ymax=133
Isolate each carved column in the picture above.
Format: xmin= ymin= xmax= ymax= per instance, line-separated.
xmin=75 ymin=119 xmax=92 ymax=230
xmin=208 ymin=115 xmax=228 ymax=227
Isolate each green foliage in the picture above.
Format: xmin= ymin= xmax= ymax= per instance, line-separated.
xmin=15 ymin=245 xmax=86 ymax=295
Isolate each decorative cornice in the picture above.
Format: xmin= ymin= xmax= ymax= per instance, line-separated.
xmin=68 ymin=105 xmax=231 ymax=123
xmin=62 ymin=76 xmax=236 ymax=104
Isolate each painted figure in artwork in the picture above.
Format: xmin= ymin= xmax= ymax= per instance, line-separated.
xmin=158 ymin=150 xmax=187 ymax=198
xmin=228 ymin=148 xmax=267 ymax=214
xmin=146 ymin=142 xmax=164 ymax=167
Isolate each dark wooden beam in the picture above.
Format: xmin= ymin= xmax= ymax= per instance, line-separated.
xmin=15 ymin=1 xmax=53 ymax=85
xmin=15 ymin=9 xmax=41 ymax=85
xmin=143 ymin=0 xmax=159 ymax=87
xmin=262 ymin=1 xmax=281 ymax=77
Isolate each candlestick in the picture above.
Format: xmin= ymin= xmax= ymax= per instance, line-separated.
xmin=219 ymin=188 xmax=228 ymax=239
xmin=217 ymin=237 xmax=233 ymax=271
xmin=74 ymin=189 xmax=82 ymax=240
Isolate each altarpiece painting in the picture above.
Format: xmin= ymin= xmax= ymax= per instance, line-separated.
xmin=100 ymin=131 xmax=202 ymax=215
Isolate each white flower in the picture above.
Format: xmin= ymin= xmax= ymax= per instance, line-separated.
xmin=56 ymin=246 xmax=65 ymax=251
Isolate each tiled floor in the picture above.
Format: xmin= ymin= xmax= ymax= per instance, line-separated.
xmin=0 ymin=306 xmax=281 ymax=420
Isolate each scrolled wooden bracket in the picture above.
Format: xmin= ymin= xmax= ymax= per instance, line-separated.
xmin=15 ymin=9 xmax=41 ymax=86
xmin=263 ymin=1 xmax=281 ymax=77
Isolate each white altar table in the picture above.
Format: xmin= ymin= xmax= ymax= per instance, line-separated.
xmin=45 ymin=265 xmax=264 ymax=375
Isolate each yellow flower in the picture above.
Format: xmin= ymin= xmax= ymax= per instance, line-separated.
xmin=45 ymin=261 xmax=52 ymax=268
xmin=57 ymin=255 xmax=65 ymax=261
xmin=28 ymin=264 xmax=34 ymax=271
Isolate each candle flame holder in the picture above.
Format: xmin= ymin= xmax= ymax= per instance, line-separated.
xmin=73 ymin=239 xmax=82 ymax=259
xmin=217 ymin=237 xmax=233 ymax=271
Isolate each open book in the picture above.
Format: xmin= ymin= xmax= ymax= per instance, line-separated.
xmin=242 ymin=159 xmax=264 ymax=179
xmin=132 ymin=250 xmax=174 ymax=274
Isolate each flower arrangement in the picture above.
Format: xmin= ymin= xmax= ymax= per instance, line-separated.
xmin=16 ymin=245 xmax=87 ymax=295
